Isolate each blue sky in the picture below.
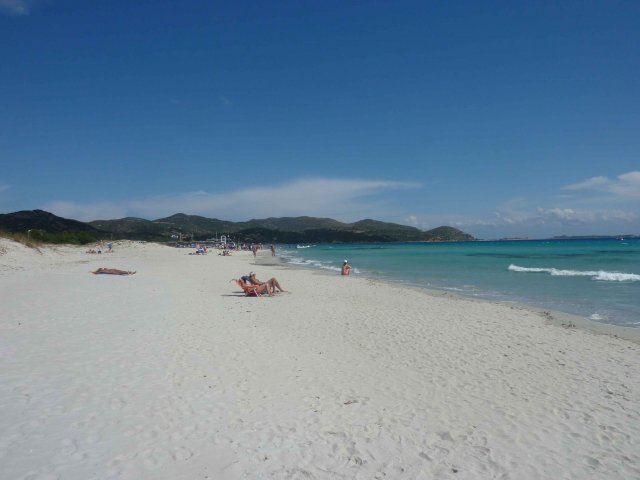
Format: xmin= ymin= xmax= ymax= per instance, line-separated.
xmin=1 ymin=0 xmax=638 ymax=238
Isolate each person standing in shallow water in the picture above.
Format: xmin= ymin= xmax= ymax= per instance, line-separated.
xmin=270 ymin=244 xmax=276 ymax=256
xmin=341 ymin=260 xmax=351 ymax=276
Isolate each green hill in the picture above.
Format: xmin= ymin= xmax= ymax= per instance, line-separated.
xmin=422 ymin=226 xmax=475 ymax=242
xmin=89 ymin=217 xmax=168 ymax=241
xmin=2 ymin=210 xmax=476 ymax=243
xmin=244 ymin=216 xmax=346 ymax=232
xmin=0 ymin=209 xmax=100 ymax=244
xmin=0 ymin=209 xmax=95 ymax=233
xmin=93 ymin=213 xmax=475 ymax=243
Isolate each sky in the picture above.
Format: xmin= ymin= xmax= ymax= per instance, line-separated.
xmin=1 ymin=0 xmax=639 ymax=239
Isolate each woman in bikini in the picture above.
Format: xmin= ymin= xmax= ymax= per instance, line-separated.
xmin=249 ymin=273 xmax=285 ymax=293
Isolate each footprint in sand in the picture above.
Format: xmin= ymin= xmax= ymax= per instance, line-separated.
xmin=141 ymin=448 xmax=171 ymax=470
xmin=347 ymin=455 xmax=365 ymax=466
xmin=72 ymin=412 xmax=98 ymax=429
xmin=58 ymin=438 xmax=87 ymax=462
xmin=586 ymin=456 xmax=602 ymax=468
xmin=436 ymin=431 xmax=455 ymax=442
xmin=60 ymin=438 xmax=77 ymax=456
xmin=172 ymin=446 xmax=193 ymax=461
xmin=22 ymin=471 xmax=60 ymax=480
xmin=140 ymin=429 xmax=158 ymax=441
xmin=108 ymin=454 xmax=131 ymax=467
xmin=423 ymin=445 xmax=450 ymax=461
xmin=340 ymin=395 xmax=370 ymax=407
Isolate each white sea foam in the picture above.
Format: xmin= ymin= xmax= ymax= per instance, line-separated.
xmin=508 ymin=264 xmax=640 ymax=282
xmin=284 ymin=254 xmax=342 ymax=273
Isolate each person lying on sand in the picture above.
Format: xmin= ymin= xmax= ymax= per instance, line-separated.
xmin=92 ymin=268 xmax=136 ymax=275
xmin=249 ymin=272 xmax=285 ymax=293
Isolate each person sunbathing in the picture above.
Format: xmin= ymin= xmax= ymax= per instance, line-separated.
xmin=253 ymin=282 xmax=273 ymax=296
xmin=233 ymin=278 xmax=273 ymax=296
xmin=92 ymin=268 xmax=136 ymax=275
xmin=249 ymin=273 xmax=285 ymax=293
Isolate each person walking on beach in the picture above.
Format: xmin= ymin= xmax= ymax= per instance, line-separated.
xmin=341 ymin=260 xmax=351 ymax=276
xmin=270 ymin=244 xmax=276 ymax=256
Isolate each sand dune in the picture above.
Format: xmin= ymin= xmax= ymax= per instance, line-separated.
xmin=1 ymin=239 xmax=639 ymax=479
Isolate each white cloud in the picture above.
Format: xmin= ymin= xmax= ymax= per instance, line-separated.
xmin=37 ymin=174 xmax=640 ymax=238
xmin=403 ymin=205 xmax=639 ymax=238
xmin=611 ymin=171 xmax=640 ymax=198
xmin=564 ymin=176 xmax=609 ymax=191
xmin=44 ymin=177 xmax=421 ymax=222
xmin=563 ymin=171 xmax=640 ymax=198
xmin=494 ymin=207 xmax=639 ymax=237
xmin=493 ymin=207 xmax=637 ymax=227
xmin=405 ymin=215 xmax=419 ymax=227
xmin=44 ymin=201 xmax=130 ymax=222
xmin=0 ymin=0 xmax=37 ymax=15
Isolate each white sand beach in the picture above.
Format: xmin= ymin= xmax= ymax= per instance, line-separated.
xmin=1 ymin=239 xmax=639 ymax=480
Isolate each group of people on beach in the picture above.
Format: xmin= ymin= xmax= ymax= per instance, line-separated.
xmin=91 ymin=246 xmax=351 ymax=296
xmin=236 ymin=260 xmax=350 ymax=296
xmin=86 ymin=243 xmax=113 ymax=255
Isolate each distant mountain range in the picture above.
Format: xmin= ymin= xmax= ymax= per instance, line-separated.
xmin=0 ymin=210 xmax=476 ymax=244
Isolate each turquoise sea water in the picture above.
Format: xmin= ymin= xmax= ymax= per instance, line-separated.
xmin=279 ymin=239 xmax=640 ymax=328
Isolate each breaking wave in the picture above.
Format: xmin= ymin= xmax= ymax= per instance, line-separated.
xmin=508 ymin=264 xmax=640 ymax=282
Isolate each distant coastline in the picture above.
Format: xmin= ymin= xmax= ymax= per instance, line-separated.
xmin=551 ymin=234 xmax=639 ymax=240
xmin=487 ymin=235 xmax=640 ymax=242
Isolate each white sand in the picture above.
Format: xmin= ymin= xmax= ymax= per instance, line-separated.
xmin=1 ymin=239 xmax=639 ymax=480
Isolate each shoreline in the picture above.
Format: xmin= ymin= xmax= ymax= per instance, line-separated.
xmin=265 ymin=251 xmax=640 ymax=345
xmin=272 ymin=240 xmax=640 ymax=330
xmin=2 ymin=240 xmax=639 ymax=479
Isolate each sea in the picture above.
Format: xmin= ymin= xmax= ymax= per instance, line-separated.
xmin=278 ymin=239 xmax=640 ymax=328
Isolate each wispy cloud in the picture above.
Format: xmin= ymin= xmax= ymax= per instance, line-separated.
xmin=487 ymin=205 xmax=638 ymax=228
xmin=0 ymin=0 xmax=37 ymax=15
xmin=44 ymin=201 xmax=130 ymax=223
xmin=404 ymin=205 xmax=639 ymax=237
xmin=44 ymin=177 xmax=421 ymax=222
xmin=39 ymin=174 xmax=640 ymax=237
xmin=564 ymin=171 xmax=640 ymax=198
xmin=533 ymin=207 xmax=637 ymax=224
